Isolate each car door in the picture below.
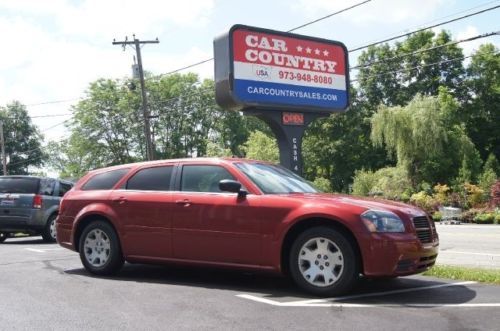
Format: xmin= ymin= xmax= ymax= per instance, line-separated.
xmin=110 ymin=165 xmax=175 ymax=259
xmin=171 ymin=164 xmax=262 ymax=265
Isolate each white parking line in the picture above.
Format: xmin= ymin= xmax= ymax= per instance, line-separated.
xmin=440 ymin=250 xmax=500 ymax=257
xmin=236 ymin=281 xmax=490 ymax=308
xmin=236 ymin=295 xmax=500 ymax=308
xmin=25 ymin=248 xmax=63 ymax=253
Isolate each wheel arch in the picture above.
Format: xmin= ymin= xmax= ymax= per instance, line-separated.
xmin=73 ymin=215 xmax=120 ymax=253
xmin=280 ymin=217 xmax=363 ymax=276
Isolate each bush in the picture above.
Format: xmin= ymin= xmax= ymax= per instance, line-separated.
xmin=312 ymin=177 xmax=332 ymax=193
xmin=461 ymin=209 xmax=480 ymax=223
xmin=464 ymin=183 xmax=484 ymax=208
xmin=474 ymin=213 xmax=495 ymax=224
xmin=410 ymin=191 xmax=438 ymax=214
xmin=432 ymin=211 xmax=442 ymax=222
xmin=352 ymin=169 xmax=378 ymax=196
xmin=352 ymin=166 xmax=412 ymax=200
xmin=495 ymin=214 xmax=500 ymax=225
xmin=491 ymin=180 xmax=500 ymax=207
xmin=433 ymin=183 xmax=450 ymax=205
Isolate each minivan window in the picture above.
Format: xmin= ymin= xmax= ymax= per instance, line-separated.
xmin=82 ymin=168 xmax=130 ymax=191
xmin=126 ymin=166 xmax=173 ymax=191
xmin=39 ymin=178 xmax=56 ymax=196
xmin=0 ymin=177 xmax=39 ymax=194
xmin=181 ymin=165 xmax=235 ymax=193
xmin=59 ymin=182 xmax=73 ymax=197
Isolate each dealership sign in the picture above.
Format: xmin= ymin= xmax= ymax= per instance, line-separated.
xmin=214 ymin=25 xmax=349 ymax=112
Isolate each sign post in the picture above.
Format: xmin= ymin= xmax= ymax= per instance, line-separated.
xmin=214 ymin=25 xmax=349 ymax=175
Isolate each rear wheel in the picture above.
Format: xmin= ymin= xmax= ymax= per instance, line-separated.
xmin=42 ymin=214 xmax=57 ymax=242
xmin=0 ymin=232 xmax=8 ymax=243
xmin=79 ymin=220 xmax=124 ymax=275
xmin=289 ymin=226 xmax=359 ymax=296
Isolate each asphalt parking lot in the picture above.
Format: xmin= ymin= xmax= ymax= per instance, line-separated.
xmin=436 ymin=223 xmax=500 ymax=269
xmin=1 ymin=236 xmax=500 ymax=330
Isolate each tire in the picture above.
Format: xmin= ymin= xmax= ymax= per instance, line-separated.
xmin=289 ymin=226 xmax=359 ymax=296
xmin=42 ymin=214 xmax=58 ymax=242
xmin=0 ymin=232 xmax=8 ymax=243
xmin=79 ymin=220 xmax=124 ymax=276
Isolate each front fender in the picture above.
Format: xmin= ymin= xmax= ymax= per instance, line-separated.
xmin=277 ymin=203 xmax=365 ymax=243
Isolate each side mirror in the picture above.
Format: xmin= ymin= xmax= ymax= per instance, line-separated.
xmin=219 ymin=179 xmax=247 ymax=197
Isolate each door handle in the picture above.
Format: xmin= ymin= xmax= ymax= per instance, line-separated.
xmin=175 ymin=199 xmax=191 ymax=207
xmin=112 ymin=197 xmax=127 ymax=204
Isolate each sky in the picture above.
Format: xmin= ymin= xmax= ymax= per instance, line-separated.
xmin=0 ymin=0 xmax=498 ymax=147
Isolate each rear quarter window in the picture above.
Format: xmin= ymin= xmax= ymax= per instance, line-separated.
xmin=126 ymin=166 xmax=173 ymax=191
xmin=82 ymin=168 xmax=130 ymax=191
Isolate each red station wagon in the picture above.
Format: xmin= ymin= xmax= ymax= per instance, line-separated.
xmin=56 ymin=158 xmax=439 ymax=296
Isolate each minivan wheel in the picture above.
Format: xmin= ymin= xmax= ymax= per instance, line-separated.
xmin=79 ymin=221 xmax=124 ymax=276
xmin=289 ymin=226 xmax=359 ymax=296
xmin=42 ymin=215 xmax=57 ymax=242
xmin=0 ymin=232 xmax=8 ymax=243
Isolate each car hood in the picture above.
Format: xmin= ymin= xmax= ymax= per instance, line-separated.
xmin=287 ymin=193 xmax=427 ymax=218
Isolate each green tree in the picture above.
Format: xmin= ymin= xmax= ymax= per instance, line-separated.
xmin=357 ymin=30 xmax=465 ymax=107
xmin=242 ymin=131 xmax=279 ymax=162
xmin=0 ymin=101 xmax=45 ymax=174
xmin=371 ymin=92 xmax=479 ymax=186
xmin=463 ymin=44 xmax=500 ymax=161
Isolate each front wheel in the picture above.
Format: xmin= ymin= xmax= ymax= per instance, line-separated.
xmin=79 ymin=220 xmax=124 ymax=276
xmin=289 ymin=226 xmax=359 ymax=296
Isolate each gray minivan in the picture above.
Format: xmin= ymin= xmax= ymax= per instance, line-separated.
xmin=0 ymin=176 xmax=73 ymax=243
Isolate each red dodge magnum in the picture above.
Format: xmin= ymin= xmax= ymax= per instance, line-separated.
xmin=57 ymin=158 xmax=438 ymax=295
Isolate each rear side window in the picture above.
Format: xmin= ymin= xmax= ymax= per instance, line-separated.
xmin=59 ymin=182 xmax=73 ymax=197
xmin=82 ymin=168 xmax=129 ymax=191
xmin=39 ymin=178 xmax=56 ymax=196
xmin=126 ymin=166 xmax=173 ymax=191
xmin=0 ymin=177 xmax=40 ymax=194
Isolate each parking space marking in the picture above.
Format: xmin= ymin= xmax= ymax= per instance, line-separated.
xmin=441 ymin=250 xmax=500 ymax=257
xmin=236 ymin=295 xmax=500 ymax=308
xmin=278 ymin=281 xmax=476 ymax=305
xmin=236 ymin=281 xmax=490 ymax=308
xmin=25 ymin=248 xmax=64 ymax=253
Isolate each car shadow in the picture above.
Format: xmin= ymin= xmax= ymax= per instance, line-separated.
xmin=64 ymin=263 xmax=478 ymax=305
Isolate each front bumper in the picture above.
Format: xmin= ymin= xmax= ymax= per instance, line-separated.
xmin=359 ymin=232 xmax=439 ymax=277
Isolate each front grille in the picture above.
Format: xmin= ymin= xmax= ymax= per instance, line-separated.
xmin=413 ymin=216 xmax=433 ymax=244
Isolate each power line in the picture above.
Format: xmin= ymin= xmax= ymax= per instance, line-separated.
xmin=347 ymin=0 xmax=500 ymax=50
xmin=287 ymin=0 xmax=372 ymax=32
xmin=158 ymin=0 xmax=373 ymax=78
xmin=350 ymin=31 xmax=499 ymax=70
xmin=17 ymin=1 xmax=499 ymax=107
xmin=350 ymin=50 xmax=499 ymax=82
xmin=26 ymin=99 xmax=79 ymax=107
xmin=348 ymin=4 xmax=500 ymax=52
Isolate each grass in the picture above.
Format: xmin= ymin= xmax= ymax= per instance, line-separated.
xmin=423 ymin=264 xmax=500 ymax=285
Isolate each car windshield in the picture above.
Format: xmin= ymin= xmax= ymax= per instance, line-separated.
xmin=235 ymin=162 xmax=318 ymax=194
xmin=0 ymin=177 xmax=40 ymax=194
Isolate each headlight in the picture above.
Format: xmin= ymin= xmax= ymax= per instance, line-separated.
xmin=360 ymin=210 xmax=405 ymax=233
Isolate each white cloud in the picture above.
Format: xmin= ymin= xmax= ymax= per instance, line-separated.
xmin=293 ymin=0 xmax=451 ymax=25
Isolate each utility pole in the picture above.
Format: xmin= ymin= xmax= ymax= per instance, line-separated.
xmin=0 ymin=121 xmax=7 ymax=175
xmin=113 ymin=35 xmax=159 ymax=161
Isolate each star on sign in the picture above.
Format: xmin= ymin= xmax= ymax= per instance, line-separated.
xmin=314 ymin=49 xmax=320 ymax=55
xmin=296 ymin=46 xmax=303 ymax=52
xmin=323 ymin=50 xmax=329 ymax=57
xmin=306 ymin=47 xmax=312 ymax=54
